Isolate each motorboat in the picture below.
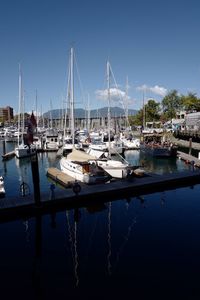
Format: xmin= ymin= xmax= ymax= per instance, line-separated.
xmin=60 ymin=148 xmax=110 ymax=184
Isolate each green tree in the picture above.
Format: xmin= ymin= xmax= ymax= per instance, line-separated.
xmin=128 ymin=109 xmax=143 ymax=126
xmin=128 ymin=99 xmax=160 ymax=127
xmin=162 ymin=90 xmax=181 ymax=119
xmin=181 ymin=92 xmax=200 ymax=112
xmin=144 ymin=99 xmax=160 ymax=122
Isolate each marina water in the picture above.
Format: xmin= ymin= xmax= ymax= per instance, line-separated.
xmin=0 ymin=141 xmax=200 ymax=299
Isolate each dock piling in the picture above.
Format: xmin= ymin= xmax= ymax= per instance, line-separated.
xmin=189 ymin=138 xmax=192 ymax=155
xmin=31 ymin=154 xmax=41 ymax=207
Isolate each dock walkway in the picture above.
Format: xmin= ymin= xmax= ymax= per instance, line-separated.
xmin=177 ymin=151 xmax=200 ymax=167
xmin=0 ymin=168 xmax=200 ymax=223
xmin=2 ymin=150 xmax=15 ymax=160
xmin=47 ymin=167 xmax=75 ymax=187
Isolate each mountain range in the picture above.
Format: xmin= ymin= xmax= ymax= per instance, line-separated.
xmin=43 ymin=106 xmax=137 ymax=118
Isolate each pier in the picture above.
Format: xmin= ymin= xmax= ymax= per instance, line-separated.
xmin=2 ymin=150 xmax=15 ymax=160
xmin=47 ymin=167 xmax=75 ymax=187
xmin=0 ymin=168 xmax=200 ymax=223
xmin=177 ymin=151 xmax=200 ymax=167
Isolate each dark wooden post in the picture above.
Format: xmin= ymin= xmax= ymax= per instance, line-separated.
xmin=31 ymin=153 xmax=41 ymax=207
xmin=189 ymin=138 xmax=192 ymax=156
xmin=32 ymin=215 xmax=42 ymax=297
xmin=2 ymin=139 xmax=6 ymax=155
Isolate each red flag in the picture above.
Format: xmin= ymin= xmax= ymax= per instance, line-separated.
xmin=27 ymin=111 xmax=37 ymax=144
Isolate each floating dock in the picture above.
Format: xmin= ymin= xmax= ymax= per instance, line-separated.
xmin=2 ymin=150 xmax=15 ymax=160
xmin=0 ymin=168 xmax=200 ymax=223
xmin=47 ymin=167 xmax=75 ymax=187
xmin=177 ymin=151 xmax=200 ymax=167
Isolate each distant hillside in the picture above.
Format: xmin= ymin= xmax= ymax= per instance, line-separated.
xmin=43 ymin=107 xmax=137 ymax=118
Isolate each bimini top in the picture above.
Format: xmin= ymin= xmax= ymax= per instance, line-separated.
xmin=67 ymin=148 xmax=96 ymax=162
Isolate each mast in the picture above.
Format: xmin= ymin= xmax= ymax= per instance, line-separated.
xmin=22 ymin=88 xmax=25 ymax=143
xmin=125 ymin=76 xmax=129 ymax=129
xmin=87 ymin=93 xmax=90 ymax=132
xmin=35 ymin=89 xmax=38 ymax=133
xmin=18 ymin=64 xmax=22 ymax=146
xmin=64 ymin=62 xmax=71 ymax=139
xmin=49 ymin=100 xmax=53 ymax=129
xmin=107 ymin=61 xmax=111 ymax=157
xmin=143 ymin=90 xmax=145 ymax=129
xmin=70 ymin=47 xmax=75 ymax=146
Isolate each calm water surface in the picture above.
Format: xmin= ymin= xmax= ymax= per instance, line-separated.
xmin=0 ymin=141 xmax=200 ymax=299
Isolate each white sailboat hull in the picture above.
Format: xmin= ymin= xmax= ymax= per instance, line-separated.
xmin=96 ymin=159 xmax=129 ymax=179
xmin=60 ymin=156 xmax=109 ymax=184
xmin=15 ymin=144 xmax=37 ymax=159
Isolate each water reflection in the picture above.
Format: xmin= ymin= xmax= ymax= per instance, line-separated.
xmin=23 ymin=218 xmax=30 ymax=243
xmin=114 ymin=215 xmax=137 ymax=272
xmin=15 ymin=156 xmax=31 ymax=196
xmin=139 ymin=151 xmax=179 ymax=174
xmin=107 ymin=202 xmax=112 ymax=276
xmin=66 ymin=209 xmax=80 ymax=287
xmin=32 ymin=216 xmax=42 ymax=298
xmin=124 ymin=149 xmax=192 ymax=175
xmin=1 ymin=139 xmax=200 ymax=298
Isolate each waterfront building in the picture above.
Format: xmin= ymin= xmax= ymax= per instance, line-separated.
xmin=185 ymin=111 xmax=200 ymax=131
xmin=0 ymin=106 xmax=14 ymax=123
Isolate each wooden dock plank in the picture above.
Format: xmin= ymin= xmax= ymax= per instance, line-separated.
xmin=47 ymin=167 xmax=75 ymax=187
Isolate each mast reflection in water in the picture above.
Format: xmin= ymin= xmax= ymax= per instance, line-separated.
xmin=0 ymin=141 xmax=200 ymax=298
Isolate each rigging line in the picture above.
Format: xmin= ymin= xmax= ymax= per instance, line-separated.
xmin=109 ymin=63 xmax=128 ymax=122
xmin=113 ymin=216 xmax=137 ymax=272
xmin=64 ymin=55 xmax=71 ymax=138
xmin=112 ymin=197 xmax=147 ymax=273
xmin=73 ymin=50 xmax=86 ymax=106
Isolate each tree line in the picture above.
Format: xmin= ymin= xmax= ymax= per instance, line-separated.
xmin=129 ymin=90 xmax=200 ymax=126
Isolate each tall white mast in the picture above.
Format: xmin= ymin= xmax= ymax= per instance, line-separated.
xmin=87 ymin=93 xmax=90 ymax=132
xmin=107 ymin=61 xmax=111 ymax=157
xmin=35 ymin=89 xmax=38 ymax=133
xmin=70 ymin=47 xmax=75 ymax=146
xmin=18 ymin=64 xmax=22 ymax=146
xmin=143 ymin=90 xmax=146 ymax=129
xmin=125 ymin=76 xmax=129 ymax=128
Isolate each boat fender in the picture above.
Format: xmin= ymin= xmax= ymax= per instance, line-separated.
xmin=73 ymin=181 xmax=81 ymax=195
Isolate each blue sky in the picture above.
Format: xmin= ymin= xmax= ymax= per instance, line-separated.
xmin=1 ymin=0 xmax=200 ymax=115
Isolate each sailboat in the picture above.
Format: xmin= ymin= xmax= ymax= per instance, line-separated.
xmin=92 ymin=61 xmax=133 ymax=179
xmin=15 ymin=65 xmax=37 ymax=159
xmin=59 ymin=48 xmax=110 ymax=184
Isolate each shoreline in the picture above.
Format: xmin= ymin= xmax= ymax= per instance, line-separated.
xmin=132 ymin=130 xmax=200 ymax=152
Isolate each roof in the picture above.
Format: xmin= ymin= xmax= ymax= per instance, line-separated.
xmin=67 ymin=149 xmax=96 ymax=162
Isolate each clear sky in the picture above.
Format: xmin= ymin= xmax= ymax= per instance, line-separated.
xmin=1 ymin=0 xmax=200 ymax=115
